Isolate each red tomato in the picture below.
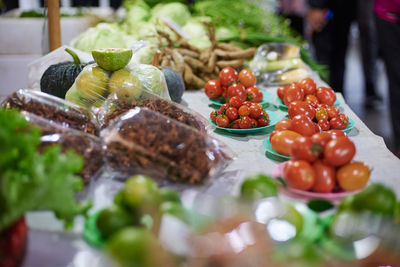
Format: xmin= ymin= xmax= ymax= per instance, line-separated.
xmin=315 ymin=107 xmax=328 ymax=121
xmin=239 ymin=116 xmax=252 ymax=129
xmin=314 ymin=122 xmax=322 ymax=133
xmin=329 ymin=116 xmax=345 ymax=130
xmin=242 ymin=101 xmax=253 ymax=107
xmin=216 ymin=114 xmax=230 ymax=128
xmin=290 ymin=136 xmax=321 ymax=162
xmin=326 ymin=106 xmax=340 ymax=119
xmin=229 ymin=96 xmax=244 ymax=109
xmin=312 ymin=160 xmax=336 ymax=193
xmin=311 ymin=132 xmax=332 ymax=149
xmin=226 ymin=83 xmax=246 ymax=101
xmin=222 ymin=86 xmax=228 ymax=99
xmin=291 ymin=114 xmax=316 ymax=137
xmin=288 ymin=101 xmax=315 ymax=120
xmin=219 ymin=103 xmax=229 ymax=114
xmin=283 ymin=84 xmax=304 ymax=105
xmin=231 ymin=119 xmax=240 ymax=129
xmin=318 ymin=119 xmax=330 ymax=131
xmin=249 ymin=104 xmax=262 ymax=119
xmin=274 ymin=119 xmax=292 ymax=131
xmin=251 ymin=118 xmax=258 ymax=128
xmin=225 ymin=107 xmax=239 ymax=121
xmin=204 ymin=80 xmax=222 ymax=99
xmin=298 ymin=77 xmax=317 ymax=96
xmin=219 ymin=67 xmax=238 ymax=87
xmin=326 ymin=129 xmax=347 ymax=139
xmin=304 ymin=94 xmax=319 ymax=108
xmin=269 ymin=130 xmax=279 ymax=142
xmin=337 ymin=162 xmax=370 ymax=191
xmin=317 ymin=103 xmax=329 ymax=109
xmin=339 ymin=113 xmax=349 ymax=128
xmin=277 ymin=86 xmax=288 ymax=100
xmin=210 ymin=110 xmax=219 ymax=123
xmin=258 ymin=117 xmax=269 ymax=127
xmin=283 ymin=160 xmax=316 ymax=190
xmin=270 ymin=130 xmax=302 ymax=156
xmin=238 ymin=105 xmax=250 ymax=117
xmin=316 ymin=87 xmax=336 ymax=106
xmin=238 ymin=69 xmax=256 ymax=88
xmin=324 ymin=136 xmax=356 ymax=167
xmin=246 ymin=87 xmax=263 ymax=103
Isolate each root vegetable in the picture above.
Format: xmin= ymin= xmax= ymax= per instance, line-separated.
xmin=214 ymin=47 xmax=256 ymax=59
xmin=216 ymin=43 xmax=242 ymax=51
xmin=204 ymin=52 xmax=217 ymax=73
xmin=184 ymin=56 xmax=204 ymax=70
xmin=176 ymin=48 xmax=200 ymax=58
xmin=199 ymin=47 xmax=212 ymax=63
xmin=191 ymin=74 xmax=205 ymax=89
xmin=216 ymin=59 xmax=245 ymax=68
xmin=171 ymin=50 xmax=184 ymax=75
xmin=184 ymin=63 xmax=193 ymax=85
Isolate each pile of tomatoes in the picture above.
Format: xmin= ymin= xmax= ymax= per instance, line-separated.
xmin=273 ymin=130 xmax=370 ymax=193
xmin=210 ymin=102 xmax=270 ymax=129
xmin=204 ymin=67 xmax=263 ymax=104
xmin=276 ymin=78 xmax=349 ymax=132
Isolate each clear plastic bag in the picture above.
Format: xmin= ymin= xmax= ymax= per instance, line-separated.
xmin=249 ymin=43 xmax=309 ymax=86
xmin=3 ymin=89 xmax=98 ymax=135
xmin=101 ymin=107 xmax=232 ymax=185
xmin=21 ymin=111 xmax=103 ymax=184
xmin=65 ymin=62 xmax=170 ymax=109
xmin=97 ymin=87 xmax=207 ymax=132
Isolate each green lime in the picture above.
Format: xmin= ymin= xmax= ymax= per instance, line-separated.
xmin=106 ymin=227 xmax=159 ymax=267
xmin=160 ymin=201 xmax=186 ymax=222
xmin=159 ymin=188 xmax=181 ymax=204
xmin=92 ymin=48 xmax=133 ymax=71
xmin=122 ymin=175 xmax=160 ymax=211
xmin=240 ymin=174 xmax=278 ymax=200
xmin=281 ymin=203 xmax=303 ymax=236
xmin=346 ymin=184 xmax=397 ymax=216
xmin=96 ymin=205 xmax=134 ymax=238
xmin=108 ymin=68 xmax=142 ymax=100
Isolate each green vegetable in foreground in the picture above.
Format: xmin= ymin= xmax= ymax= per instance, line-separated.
xmin=0 ymin=109 xmax=91 ymax=232
xmin=240 ymin=174 xmax=278 ymax=200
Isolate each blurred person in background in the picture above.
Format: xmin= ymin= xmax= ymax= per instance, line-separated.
xmin=307 ymin=0 xmax=381 ymax=108
xmin=374 ymin=0 xmax=400 ymax=156
xmin=279 ymin=0 xmax=307 ymax=36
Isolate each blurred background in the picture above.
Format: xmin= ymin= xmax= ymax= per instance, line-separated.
xmin=0 ymin=0 xmax=397 ymax=156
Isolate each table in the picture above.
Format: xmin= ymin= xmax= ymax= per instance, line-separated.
xmin=20 ymin=78 xmax=400 ymax=266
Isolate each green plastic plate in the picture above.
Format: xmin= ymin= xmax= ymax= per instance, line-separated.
xmin=210 ymin=110 xmax=283 ymax=134
xmin=83 ymin=211 xmax=105 ymax=248
xmin=262 ymin=137 xmax=291 ymax=161
xmin=209 ymin=90 xmax=274 ymax=108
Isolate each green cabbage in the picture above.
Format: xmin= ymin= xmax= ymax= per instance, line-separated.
xmin=70 ymin=23 xmax=136 ymax=53
xmin=150 ymin=2 xmax=190 ymax=26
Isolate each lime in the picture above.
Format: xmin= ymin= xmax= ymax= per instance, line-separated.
xmin=159 ymin=188 xmax=181 ymax=204
xmin=92 ymin=48 xmax=133 ymax=71
xmin=122 ymin=175 xmax=161 ymax=211
xmin=160 ymin=201 xmax=186 ymax=222
xmin=96 ymin=205 xmax=133 ymax=239
xmin=76 ymin=66 xmax=109 ymax=101
xmin=240 ymin=174 xmax=278 ymax=200
xmin=106 ymin=227 xmax=159 ymax=267
xmin=108 ymin=69 xmax=142 ymax=100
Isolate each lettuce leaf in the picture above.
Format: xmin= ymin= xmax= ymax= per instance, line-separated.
xmin=0 ymin=109 xmax=91 ymax=232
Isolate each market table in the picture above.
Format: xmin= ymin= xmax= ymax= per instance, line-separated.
xmin=18 ymin=76 xmax=400 ymax=266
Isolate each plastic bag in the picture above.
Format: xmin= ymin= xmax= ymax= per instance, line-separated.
xmin=101 ymin=107 xmax=232 ymax=185
xmin=98 ymin=87 xmax=207 ymax=132
xmin=21 ymin=111 xmax=103 ymax=184
xmin=249 ymin=43 xmax=309 ymax=86
xmin=65 ymin=62 xmax=170 ymax=109
xmin=3 ymin=89 xmax=98 ymax=135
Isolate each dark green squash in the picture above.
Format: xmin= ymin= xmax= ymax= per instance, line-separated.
xmin=40 ymin=48 xmax=89 ymax=99
xmin=161 ymin=66 xmax=185 ymax=103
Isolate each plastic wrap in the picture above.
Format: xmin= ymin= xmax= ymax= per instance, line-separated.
xmin=101 ymin=107 xmax=232 ymax=184
xmin=3 ymin=89 xmax=98 ymax=135
xmin=65 ymin=63 xmax=170 ymax=109
xmin=21 ymin=111 xmax=103 ymax=184
xmin=249 ymin=43 xmax=309 ymax=86
xmin=98 ymin=87 xmax=207 ymax=132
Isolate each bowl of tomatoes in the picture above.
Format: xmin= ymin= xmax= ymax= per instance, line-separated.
xmin=210 ymin=101 xmax=283 ymax=134
xmin=204 ymin=67 xmax=273 ymax=108
xmin=269 ymin=130 xmax=370 ymax=200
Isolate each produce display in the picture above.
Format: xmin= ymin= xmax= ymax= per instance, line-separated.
xmin=22 ymin=112 xmax=103 ymax=184
xmin=3 ymin=89 xmax=98 ymax=135
xmin=102 ymin=107 xmax=232 ymax=184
